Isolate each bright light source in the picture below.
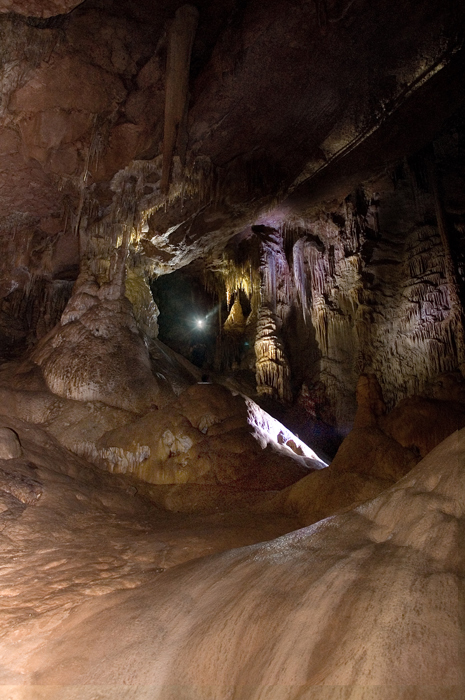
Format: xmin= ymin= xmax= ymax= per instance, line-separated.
xmin=197 ymin=319 xmax=205 ymax=328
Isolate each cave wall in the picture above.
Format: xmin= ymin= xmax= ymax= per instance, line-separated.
xmin=199 ymin=115 xmax=465 ymax=432
xmin=0 ymin=0 xmax=463 ymax=438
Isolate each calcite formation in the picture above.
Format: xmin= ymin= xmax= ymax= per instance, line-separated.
xmin=30 ymin=283 xmax=160 ymax=412
xmin=9 ymin=426 xmax=463 ymax=699
xmin=0 ymin=0 xmax=464 ymax=697
xmin=201 ymin=149 xmax=465 ymax=430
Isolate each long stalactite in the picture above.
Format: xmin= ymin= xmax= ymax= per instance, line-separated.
xmin=161 ymin=4 xmax=199 ymax=195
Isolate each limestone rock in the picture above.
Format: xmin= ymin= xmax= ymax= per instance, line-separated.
xmin=381 ymin=395 xmax=465 ymax=458
xmin=425 ymin=370 xmax=465 ymax=402
xmin=176 ymin=383 xmax=247 ymax=431
xmin=223 ymin=297 xmax=246 ymax=333
xmin=29 ymin=428 xmax=465 ymax=695
xmin=31 ymin=288 xmax=160 ymax=413
xmin=272 ymin=426 xmax=418 ymax=526
xmin=353 ymin=373 xmax=386 ymax=428
xmin=0 ymin=0 xmax=81 ymax=16
xmin=94 ymin=383 xmax=309 ymax=489
xmin=0 ymin=427 xmax=21 ymax=459
xmin=125 ymin=269 xmax=159 ymax=340
xmin=0 ymin=465 xmax=42 ymax=504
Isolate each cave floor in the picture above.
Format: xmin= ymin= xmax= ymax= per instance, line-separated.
xmin=0 ymin=415 xmax=298 ymax=685
xmin=0 ymin=412 xmax=463 ymax=698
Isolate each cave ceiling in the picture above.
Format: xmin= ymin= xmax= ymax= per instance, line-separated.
xmin=0 ymin=0 xmax=463 ymax=279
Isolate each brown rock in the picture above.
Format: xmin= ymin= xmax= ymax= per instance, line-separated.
xmin=29 ymin=430 xmax=465 ymax=693
xmin=9 ymin=54 xmax=126 ymax=114
xmin=31 ymin=290 xmax=160 ymax=414
xmin=0 ymin=427 xmax=22 ymax=459
xmin=92 ymin=122 xmax=146 ymax=182
xmin=381 ymin=395 xmax=465 ymax=458
xmin=272 ymin=426 xmax=418 ymax=526
xmin=0 ymin=467 xmax=42 ymax=504
xmin=353 ymin=373 xmax=386 ymax=428
xmin=176 ymin=383 xmax=247 ymax=431
xmin=0 ymin=0 xmax=81 ymax=17
xmin=0 ymin=128 xmax=20 ymax=156
xmin=95 ymin=384 xmax=308 ymax=490
xmin=17 ymin=109 xmax=93 ymax=157
xmin=426 ymin=371 xmax=465 ymax=403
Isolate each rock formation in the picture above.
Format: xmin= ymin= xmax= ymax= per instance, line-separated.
xmin=0 ymin=0 xmax=464 ymax=696
xmin=4 ymin=423 xmax=463 ymax=699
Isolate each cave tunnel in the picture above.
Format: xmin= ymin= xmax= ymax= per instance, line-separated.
xmin=0 ymin=0 xmax=464 ymax=697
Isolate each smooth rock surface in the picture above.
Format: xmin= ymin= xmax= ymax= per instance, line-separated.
xmin=0 ymin=413 xmax=299 ymax=692
xmin=8 ymin=426 xmax=464 ymax=699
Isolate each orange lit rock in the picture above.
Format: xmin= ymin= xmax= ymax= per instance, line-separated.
xmin=271 ymin=425 xmax=418 ymax=526
xmin=94 ymin=383 xmax=309 ymax=490
xmin=19 ymin=428 xmax=465 ymax=696
xmin=353 ymin=373 xmax=386 ymax=428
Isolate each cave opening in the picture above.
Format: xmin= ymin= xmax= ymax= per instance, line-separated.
xmin=151 ymin=265 xmax=220 ymax=370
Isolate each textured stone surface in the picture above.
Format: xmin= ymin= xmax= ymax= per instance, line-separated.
xmin=268 ymin=372 xmax=465 ymax=525
xmin=0 ymin=1 xmax=464 ymax=695
xmin=0 ymin=413 xmax=299 ymax=689
xmin=9 ymin=427 xmax=464 ymax=698
xmin=0 ymin=0 xmax=80 ymax=16
xmin=0 ymin=0 xmax=462 ymax=385
xmin=203 ymin=144 xmax=465 ymax=431
xmin=273 ymin=426 xmax=418 ymax=526
xmin=93 ymin=383 xmax=312 ymax=489
xmin=31 ymin=287 xmax=160 ymax=413
xmin=381 ymin=395 xmax=465 ymax=458
xmin=0 ymin=427 xmax=21 ymax=459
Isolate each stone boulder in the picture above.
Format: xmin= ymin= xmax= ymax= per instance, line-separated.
xmin=270 ymin=426 xmax=418 ymax=526
xmin=270 ymin=374 xmax=465 ymax=526
xmin=94 ymin=383 xmax=310 ymax=490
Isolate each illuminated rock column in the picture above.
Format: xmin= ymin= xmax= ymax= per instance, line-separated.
xmin=254 ymin=232 xmax=292 ymax=402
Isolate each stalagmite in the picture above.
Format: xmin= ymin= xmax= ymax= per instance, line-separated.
xmin=28 ymin=173 xmax=161 ymax=413
xmin=223 ymin=296 xmax=246 ymax=333
xmin=255 ymin=305 xmax=292 ymax=402
xmin=161 ymin=4 xmax=199 ymax=195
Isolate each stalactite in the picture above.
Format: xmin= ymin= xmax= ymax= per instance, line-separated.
xmin=426 ymin=154 xmax=465 ymax=374
xmin=161 ymin=4 xmax=199 ymax=195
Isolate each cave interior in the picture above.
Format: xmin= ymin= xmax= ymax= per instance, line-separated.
xmin=0 ymin=0 xmax=465 ymax=697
